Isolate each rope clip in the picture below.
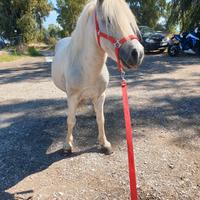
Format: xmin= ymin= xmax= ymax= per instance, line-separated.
xmin=121 ymin=70 xmax=126 ymax=81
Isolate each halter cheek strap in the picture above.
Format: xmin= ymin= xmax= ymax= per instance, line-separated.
xmin=94 ymin=12 xmax=139 ymax=72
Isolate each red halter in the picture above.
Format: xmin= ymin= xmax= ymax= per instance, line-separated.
xmin=94 ymin=11 xmax=139 ymax=72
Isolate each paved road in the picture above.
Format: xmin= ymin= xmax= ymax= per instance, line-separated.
xmin=0 ymin=53 xmax=200 ymax=200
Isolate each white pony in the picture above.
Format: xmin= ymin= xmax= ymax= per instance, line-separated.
xmin=52 ymin=0 xmax=144 ymax=154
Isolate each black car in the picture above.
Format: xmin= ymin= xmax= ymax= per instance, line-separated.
xmin=139 ymin=26 xmax=169 ymax=53
xmin=0 ymin=38 xmax=6 ymax=50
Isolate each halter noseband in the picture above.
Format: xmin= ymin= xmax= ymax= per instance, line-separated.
xmin=94 ymin=11 xmax=139 ymax=72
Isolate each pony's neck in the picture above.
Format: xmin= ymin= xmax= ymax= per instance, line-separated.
xmin=81 ymin=15 xmax=107 ymax=70
xmin=70 ymin=6 xmax=107 ymax=74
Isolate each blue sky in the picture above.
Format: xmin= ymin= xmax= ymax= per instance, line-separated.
xmin=43 ymin=0 xmax=59 ymax=29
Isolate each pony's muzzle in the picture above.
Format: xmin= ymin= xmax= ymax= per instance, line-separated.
xmin=118 ymin=40 xmax=144 ymax=69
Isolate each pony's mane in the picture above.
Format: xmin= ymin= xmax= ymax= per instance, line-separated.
xmin=70 ymin=0 xmax=96 ymax=51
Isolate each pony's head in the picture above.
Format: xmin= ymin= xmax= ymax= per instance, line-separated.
xmin=96 ymin=0 xmax=144 ymax=69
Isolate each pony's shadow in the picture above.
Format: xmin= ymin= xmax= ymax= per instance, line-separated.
xmin=1 ymin=190 xmax=34 ymax=200
xmin=0 ymin=97 xmax=125 ymax=198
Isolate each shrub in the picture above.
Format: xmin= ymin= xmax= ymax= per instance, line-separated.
xmin=28 ymin=46 xmax=41 ymax=56
xmin=47 ymin=37 xmax=57 ymax=46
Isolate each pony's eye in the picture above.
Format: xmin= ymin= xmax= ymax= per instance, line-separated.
xmin=107 ymin=17 xmax=111 ymax=24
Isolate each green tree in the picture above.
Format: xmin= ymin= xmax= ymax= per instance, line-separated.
xmin=0 ymin=0 xmax=52 ymax=43
xmin=128 ymin=0 xmax=166 ymax=28
xmin=48 ymin=24 xmax=61 ymax=38
xmin=167 ymin=0 xmax=200 ymax=31
xmin=56 ymin=0 xmax=167 ymax=35
xmin=56 ymin=0 xmax=87 ymax=36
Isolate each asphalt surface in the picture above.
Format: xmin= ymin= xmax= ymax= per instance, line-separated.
xmin=0 ymin=53 xmax=200 ymax=200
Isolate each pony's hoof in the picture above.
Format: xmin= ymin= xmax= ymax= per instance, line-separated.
xmin=101 ymin=146 xmax=113 ymax=155
xmin=63 ymin=148 xmax=72 ymax=155
xmin=63 ymin=144 xmax=73 ymax=155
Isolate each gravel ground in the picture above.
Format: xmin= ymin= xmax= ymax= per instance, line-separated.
xmin=0 ymin=53 xmax=199 ymax=200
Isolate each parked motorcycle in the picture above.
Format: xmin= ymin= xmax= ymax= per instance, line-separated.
xmin=168 ymin=27 xmax=200 ymax=56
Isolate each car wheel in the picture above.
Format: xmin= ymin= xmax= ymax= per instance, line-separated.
xmin=159 ymin=49 xmax=166 ymax=54
xmin=168 ymin=45 xmax=179 ymax=56
xmin=144 ymin=49 xmax=150 ymax=54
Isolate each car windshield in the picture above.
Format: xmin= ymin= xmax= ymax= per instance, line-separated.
xmin=139 ymin=26 xmax=155 ymax=37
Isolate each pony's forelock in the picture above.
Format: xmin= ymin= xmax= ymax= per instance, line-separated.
xmin=100 ymin=0 xmax=139 ymax=36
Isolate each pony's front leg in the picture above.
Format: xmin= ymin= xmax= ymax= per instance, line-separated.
xmin=93 ymin=93 xmax=113 ymax=155
xmin=63 ymin=95 xmax=78 ymax=154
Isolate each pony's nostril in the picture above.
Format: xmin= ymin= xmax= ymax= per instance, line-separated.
xmin=131 ymin=49 xmax=138 ymax=58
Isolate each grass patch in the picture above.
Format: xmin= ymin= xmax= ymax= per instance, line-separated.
xmin=0 ymin=53 xmax=26 ymax=63
xmin=28 ymin=47 xmax=42 ymax=56
xmin=0 ymin=46 xmax=43 ymax=62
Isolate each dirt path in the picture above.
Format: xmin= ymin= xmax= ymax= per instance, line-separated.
xmin=0 ymin=54 xmax=200 ymax=200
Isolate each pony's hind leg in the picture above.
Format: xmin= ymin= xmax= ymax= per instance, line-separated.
xmin=93 ymin=93 xmax=113 ymax=155
xmin=63 ymin=95 xmax=79 ymax=154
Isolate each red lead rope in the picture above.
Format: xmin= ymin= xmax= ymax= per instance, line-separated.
xmin=121 ymin=80 xmax=138 ymax=200
xmin=95 ymin=12 xmax=138 ymax=200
